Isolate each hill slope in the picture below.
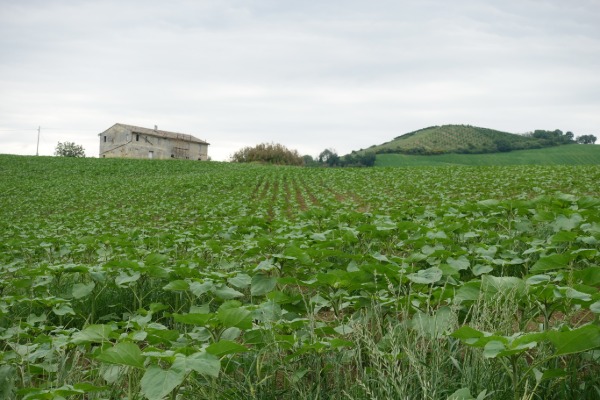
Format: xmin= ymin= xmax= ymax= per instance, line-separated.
xmin=375 ymin=144 xmax=600 ymax=166
xmin=367 ymin=124 xmax=569 ymax=155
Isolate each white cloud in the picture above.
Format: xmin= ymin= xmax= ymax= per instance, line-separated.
xmin=1 ymin=0 xmax=599 ymax=161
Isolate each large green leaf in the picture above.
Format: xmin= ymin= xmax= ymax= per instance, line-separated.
xmin=483 ymin=340 xmax=507 ymax=358
xmin=447 ymin=387 xmax=475 ymax=400
xmin=213 ymin=284 xmax=243 ymax=300
xmin=551 ymin=214 xmax=582 ymax=232
xmin=71 ymin=325 xmax=114 ymax=345
xmin=206 ymin=340 xmax=249 ymax=356
xmin=189 ymin=281 xmax=214 ymax=297
xmin=547 ymin=325 xmax=600 ymax=355
xmin=530 ymin=254 xmax=572 ymax=272
xmin=407 ymin=267 xmax=443 ymax=284
xmin=140 ymin=364 xmax=185 ymax=400
xmin=574 ymin=267 xmax=600 ymax=285
xmin=228 ymin=273 xmax=251 ymax=289
xmin=453 ymin=282 xmax=481 ymax=303
xmin=115 ymin=270 xmax=141 ymax=287
xmin=96 ymin=342 xmax=145 ymax=369
xmin=477 ymin=199 xmax=499 ymax=207
xmin=483 ymin=339 xmax=537 ymax=358
xmin=447 ymin=256 xmax=470 ymax=271
xmin=526 ymin=274 xmax=551 ymax=285
xmin=217 ymin=307 xmax=252 ymax=329
xmin=162 ymin=280 xmax=189 ymax=292
xmin=171 ymin=352 xmax=220 ymax=378
xmin=144 ymin=253 xmax=169 ymax=266
xmin=72 ymin=282 xmax=95 ymax=299
xmin=250 ymin=274 xmax=277 ymax=296
xmin=450 ymin=324 xmax=481 ymax=337
xmin=52 ymin=303 xmax=75 ymax=316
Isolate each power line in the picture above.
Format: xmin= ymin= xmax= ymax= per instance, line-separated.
xmin=0 ymin=128 xmax=100 ymax=132
xmin=36 ymin=126 xmax=40 ymax=156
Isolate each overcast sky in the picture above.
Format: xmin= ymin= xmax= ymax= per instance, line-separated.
xmin=1 ymin=0 xmax=599 ymax=161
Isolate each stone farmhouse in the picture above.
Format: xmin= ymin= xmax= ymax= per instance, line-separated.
xmin=99 ymin=123 xmax=209 ymax=160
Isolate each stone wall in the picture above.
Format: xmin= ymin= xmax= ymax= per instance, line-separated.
xmin=99 ymin=125 xmax=208 ymax=160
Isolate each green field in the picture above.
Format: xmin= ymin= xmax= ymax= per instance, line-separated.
xmin=375 ymin=144 xmax=600 ymax=166
xmin=1 ymin=155 xmax=600 ymax=399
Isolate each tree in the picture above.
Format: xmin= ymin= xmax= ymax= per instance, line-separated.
xmin=230 ymin=142 xmax=303 ymax=165
xmin=318 ymin=148 xmax=339 ymax=166
xmin=54 ymin=141 xmax=85 ymax=157
xmin=339 ymin=151 xmax=376 ymax=167
xmin=360 ymin=151 xmax=377 ymax=166
xmin=302 ymin=155 xmax=319 ymax=167
xmin=576 ymin=135 xmax=597 ymax=144
xmin=565 ymin=131 xmax=574 ymax=141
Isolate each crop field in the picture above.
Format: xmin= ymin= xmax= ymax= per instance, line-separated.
xmin=376 ymin=144 xmax=600 ymax=167
xmin=1 ymin=155 xmax=600 ymax=399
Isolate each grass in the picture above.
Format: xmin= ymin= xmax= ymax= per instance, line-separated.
xmin=375 ymin=144 xmax=600 ymax=166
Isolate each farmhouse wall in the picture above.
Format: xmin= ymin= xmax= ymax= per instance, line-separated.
xmin=99 ymin=124 xmax=209 ymax=160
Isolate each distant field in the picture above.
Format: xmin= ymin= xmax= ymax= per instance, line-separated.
xmin=367 ymin=124 xmax=556 ymax=154
xmin=375 ymin=144 xmax=600 ymax=166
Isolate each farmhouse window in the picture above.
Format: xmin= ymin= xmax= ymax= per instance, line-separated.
xmin=136 ymin=134 xmax=140 ymax=141
xmin=103 ymin=136 xmax=107 ymax=142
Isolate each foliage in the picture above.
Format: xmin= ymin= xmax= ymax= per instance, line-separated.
xmin=302 ymin=154 xmax=319 ymax=167
xmin=577 ymin=134 xmax=597 ymax=144
xmin=54 ymin=141 xmax=86 ymax=157
xmin=230 ymin=142 xmax=303 ymax=165
xmin=526 ymin=129 xmax=576 ymax=146
xmin=1 ymin=154 xmax=600 ymax=399
xmin=339 ymin=150 xmax=377 ymax=167
xmin=317 ymin=148 xmax=340 ymax=166
xmin=367 ymin=124 xmax=577 ymax=156
xmin=314 ymin=149 xmax=376 ymax=167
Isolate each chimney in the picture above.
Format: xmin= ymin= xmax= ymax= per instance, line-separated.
xmin=154 ymin=125 xmax=158 ymax=131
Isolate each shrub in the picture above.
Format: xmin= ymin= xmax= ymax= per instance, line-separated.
xmin=230 ymin=143 xmax=304 ymax=165
xmin=54 ymin=142 xmax=85 ymax=157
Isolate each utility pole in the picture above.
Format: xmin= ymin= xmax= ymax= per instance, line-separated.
xmin=36 ymin=126 xmax=40 ymax=156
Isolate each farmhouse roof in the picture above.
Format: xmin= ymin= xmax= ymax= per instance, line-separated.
xmin=102 ymin=123 xmax=210 ymax=145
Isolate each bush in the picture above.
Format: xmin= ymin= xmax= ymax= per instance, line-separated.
xmin=318 ymin=149 xmax=340 ymax=167
xmin=230 ymin=143 xmax=304 ymax=165
xmin=54 ymin=142 xmax=85 ymax=157
xmin=576 ymin=134 xmax=597 ymax=144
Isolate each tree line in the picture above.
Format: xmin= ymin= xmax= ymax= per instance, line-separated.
xmin=303 ymin=149 xmax=376 ymax=167
xmin=524 ymin=129 xmax=596 ymax=145
xmin=230 ymin=143 xmax=376 ymax=167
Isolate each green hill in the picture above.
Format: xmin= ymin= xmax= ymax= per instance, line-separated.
xmin=375 ymin=144 xmax=600 ymax=166
xmin=366 ymin=124 xmax=572 ymax=155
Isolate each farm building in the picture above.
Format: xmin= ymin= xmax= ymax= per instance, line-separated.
xmin=99 ymin=123 xmax=209 ymax=160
